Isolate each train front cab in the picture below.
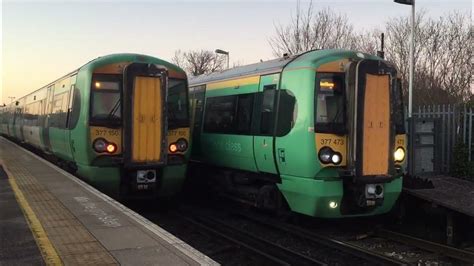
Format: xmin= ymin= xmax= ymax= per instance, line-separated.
xmin=81 ymin=60 xmax=190 ymax=199
xmin=301 ymin=55 xmax=406 ymax=218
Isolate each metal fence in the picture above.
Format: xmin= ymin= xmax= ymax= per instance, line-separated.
xmin=410 ymin=105 xmax=473 ymax=174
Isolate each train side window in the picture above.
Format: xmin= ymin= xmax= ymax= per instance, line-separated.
xmin=68 ymin=88 xmax=81 ymax=129
xmin=203 ymin=94 xmax=255 ymax=135
xmin=259 ymin=85 xmax=276 ymax=135
xmin=235 ymin=94 xmax=254 ymax=134
xmin=203 ymin=95 xmax=237 ymax=134
xmin=189 ymin=85 xmax=206 ymax=132
xmin=276 ymin=90 xmax=296 ymax=136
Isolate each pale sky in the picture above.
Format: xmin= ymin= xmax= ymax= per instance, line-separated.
xmin=1 ymin=0 xmax=471 ymax=104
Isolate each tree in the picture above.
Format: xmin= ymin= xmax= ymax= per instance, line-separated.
xmin=172 ymin=50 xmax=226 ymax=77
xmin=268 ymin=1 xmax=357 ymax=57
xmin=269 ymin=1 xmax=473 ymax=105
xmin=383 ymin=11 xmax=472 ymax=105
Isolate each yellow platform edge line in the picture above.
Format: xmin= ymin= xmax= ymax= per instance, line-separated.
xmin=1 ymin=161 xmax=63 ymax=266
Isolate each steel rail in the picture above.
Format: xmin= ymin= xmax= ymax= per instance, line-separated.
xmin=234 ymin=211 xmax=405 ymax=266
xmin=377 ymin=229 xmax=474 ymax=263
xmin=176 ymin=211 xmax=327 ymax=266
xmin=174 ymin=212 xmax=289 ymax=265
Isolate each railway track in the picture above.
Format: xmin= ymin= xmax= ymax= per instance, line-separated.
xmin=376 ymin=228 xmax=474 ymax=263
xmin=232 ymin=211 xmax=405 ymax=265
xmin=233 ymin=210 xmax=474 ymax=264
xmin=175 ymin=211 xmax=326 ymax=266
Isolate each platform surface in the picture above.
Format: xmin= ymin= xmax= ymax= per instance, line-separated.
xmin=404 ymin=175 xmax=474 ymax=217
xmin=0 ymin=137 xmax=218 ymax=265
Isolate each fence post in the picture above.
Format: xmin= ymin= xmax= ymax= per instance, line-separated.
xmin=463 ymin=105 xmax=467 ymax=144
xmin=447 ymin=105 xmax=451 ymax=172
xmin=469 ymin=108 xmax=473 ymax=162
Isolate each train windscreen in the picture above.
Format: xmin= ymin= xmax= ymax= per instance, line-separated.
xmin=90 ymin=75 xmax=122 ymax=125
xmin=314 ymin=73 xmax=346 ymax=134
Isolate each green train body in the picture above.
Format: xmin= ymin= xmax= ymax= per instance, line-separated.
xmin=0 ymin=54 xmax=191 ymax=199
xmin=189 ymin=50 xmax=407 ymax=218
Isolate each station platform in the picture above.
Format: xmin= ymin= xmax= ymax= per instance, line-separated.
xmin=404 ymin=175 xmax=474 ymax=217
xmin=0 ymin=137 xmax=218 ymax=265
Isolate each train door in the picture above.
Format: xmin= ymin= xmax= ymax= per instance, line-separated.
xmin=65 ymin=75 xmax=76 ymax=161
xmin=123 ymin=63 xmax=167 ymax=166
xmin=42 ymin=85 xmax=54 ymax=152
xmin=253 ymin=74 xmax=279 ymax=174
xmin=189 ymin=85 xmax=206 ymax=158
xmin=354 ymin=60 xmax=396 ymax=178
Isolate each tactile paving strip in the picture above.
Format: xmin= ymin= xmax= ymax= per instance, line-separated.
xmin=2 ymin=151 xmax=118 ymax=265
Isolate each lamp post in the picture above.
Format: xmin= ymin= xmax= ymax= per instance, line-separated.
xmin=215 ymin=49 xmax=229 ymax=69
xmin=394 ymin=0 xmax=415 ymax=118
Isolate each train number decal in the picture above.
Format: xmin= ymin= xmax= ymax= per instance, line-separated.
xmin=93 ymin=128 xmax=120 ymax=137
xmin=320 ymin=138 xmax=344 ymax=145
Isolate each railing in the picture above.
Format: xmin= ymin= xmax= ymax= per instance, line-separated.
xmin=410 ymin=104 xmax=473 ymax=174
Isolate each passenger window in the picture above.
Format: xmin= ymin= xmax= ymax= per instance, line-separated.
xmin=236 ymin=94 xmax=254 ymax=134
xmin=204 ymin=96 xmax=237 ymax=134
xmin=203 ymin=93 xmax=255 ymax=135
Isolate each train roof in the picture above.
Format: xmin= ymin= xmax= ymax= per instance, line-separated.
xmin=4 ymin=53 xmax=184 ymax=108
xmin=189 ymin=49 xmax=382 ymax=86
xmin=189 ymin=55 xmax=296 ymax=86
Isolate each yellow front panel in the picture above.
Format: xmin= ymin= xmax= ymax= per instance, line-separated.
xmin=132 ymin=77 xmax=162 ymax=162
xmin=362 ymin=74 xmax=390 ymax=176
xmin=315 ymin=133 xmax=347 ymax=167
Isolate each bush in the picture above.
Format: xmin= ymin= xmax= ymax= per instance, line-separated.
xmin=451 ymin=140 xmax=474 ymax=179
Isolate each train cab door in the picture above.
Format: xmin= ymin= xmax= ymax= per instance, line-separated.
xmin=123 ymin=63 xmax=168 ymax=166
xmin=253 ymin=74 xmax=280 ymax=174
xmin=353 ymin=60 xmax=396 ymax=179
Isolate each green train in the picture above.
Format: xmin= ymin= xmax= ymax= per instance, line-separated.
xmin=189 ymin=49 xmax=407 ymax=218
xmin=0 ymin=54 xmax=191 ymax=199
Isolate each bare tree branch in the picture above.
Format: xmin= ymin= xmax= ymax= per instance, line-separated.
xmin=171 ymin=49 xmax=226 ymax=77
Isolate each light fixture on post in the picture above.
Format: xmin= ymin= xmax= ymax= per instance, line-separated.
xmin=215 ymin=49 xmax=230 ymax=70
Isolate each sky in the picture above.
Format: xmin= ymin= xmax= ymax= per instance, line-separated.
xmin=1 ymin=0 xmax=472 ymax=104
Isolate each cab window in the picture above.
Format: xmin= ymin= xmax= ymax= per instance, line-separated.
xmin=90 ymin=75 xmax=122 ymax=125
xmin=315 ymin=73 xmax=346 ymax=134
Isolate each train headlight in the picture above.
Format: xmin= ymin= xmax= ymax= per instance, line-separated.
xmin=318 ymin=147 xmax=333 ymax=164
xmin=394 ymin=147 xmax=405 ymax=162
xmin=176 ymin=138 xmax=188 ymax=152
xmin=106 ymin=143 xmax=117 ymax=153
xmin=331 ymin=153 xmax=342 ymax=165
xmin=169 ymin=143 xmax=178 ymax=153
xmin=93 ymin=138 xmax=107 ymax=153
xmin=319 ymin=147 xmax=343 ymax=165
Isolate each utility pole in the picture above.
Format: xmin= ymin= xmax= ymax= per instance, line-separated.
xmin=394 ymin=0 xmax=415 ymax=118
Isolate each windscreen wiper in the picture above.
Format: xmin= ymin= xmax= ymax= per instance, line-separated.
xmin=107 ymin=99 xmax=121 ymax=120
